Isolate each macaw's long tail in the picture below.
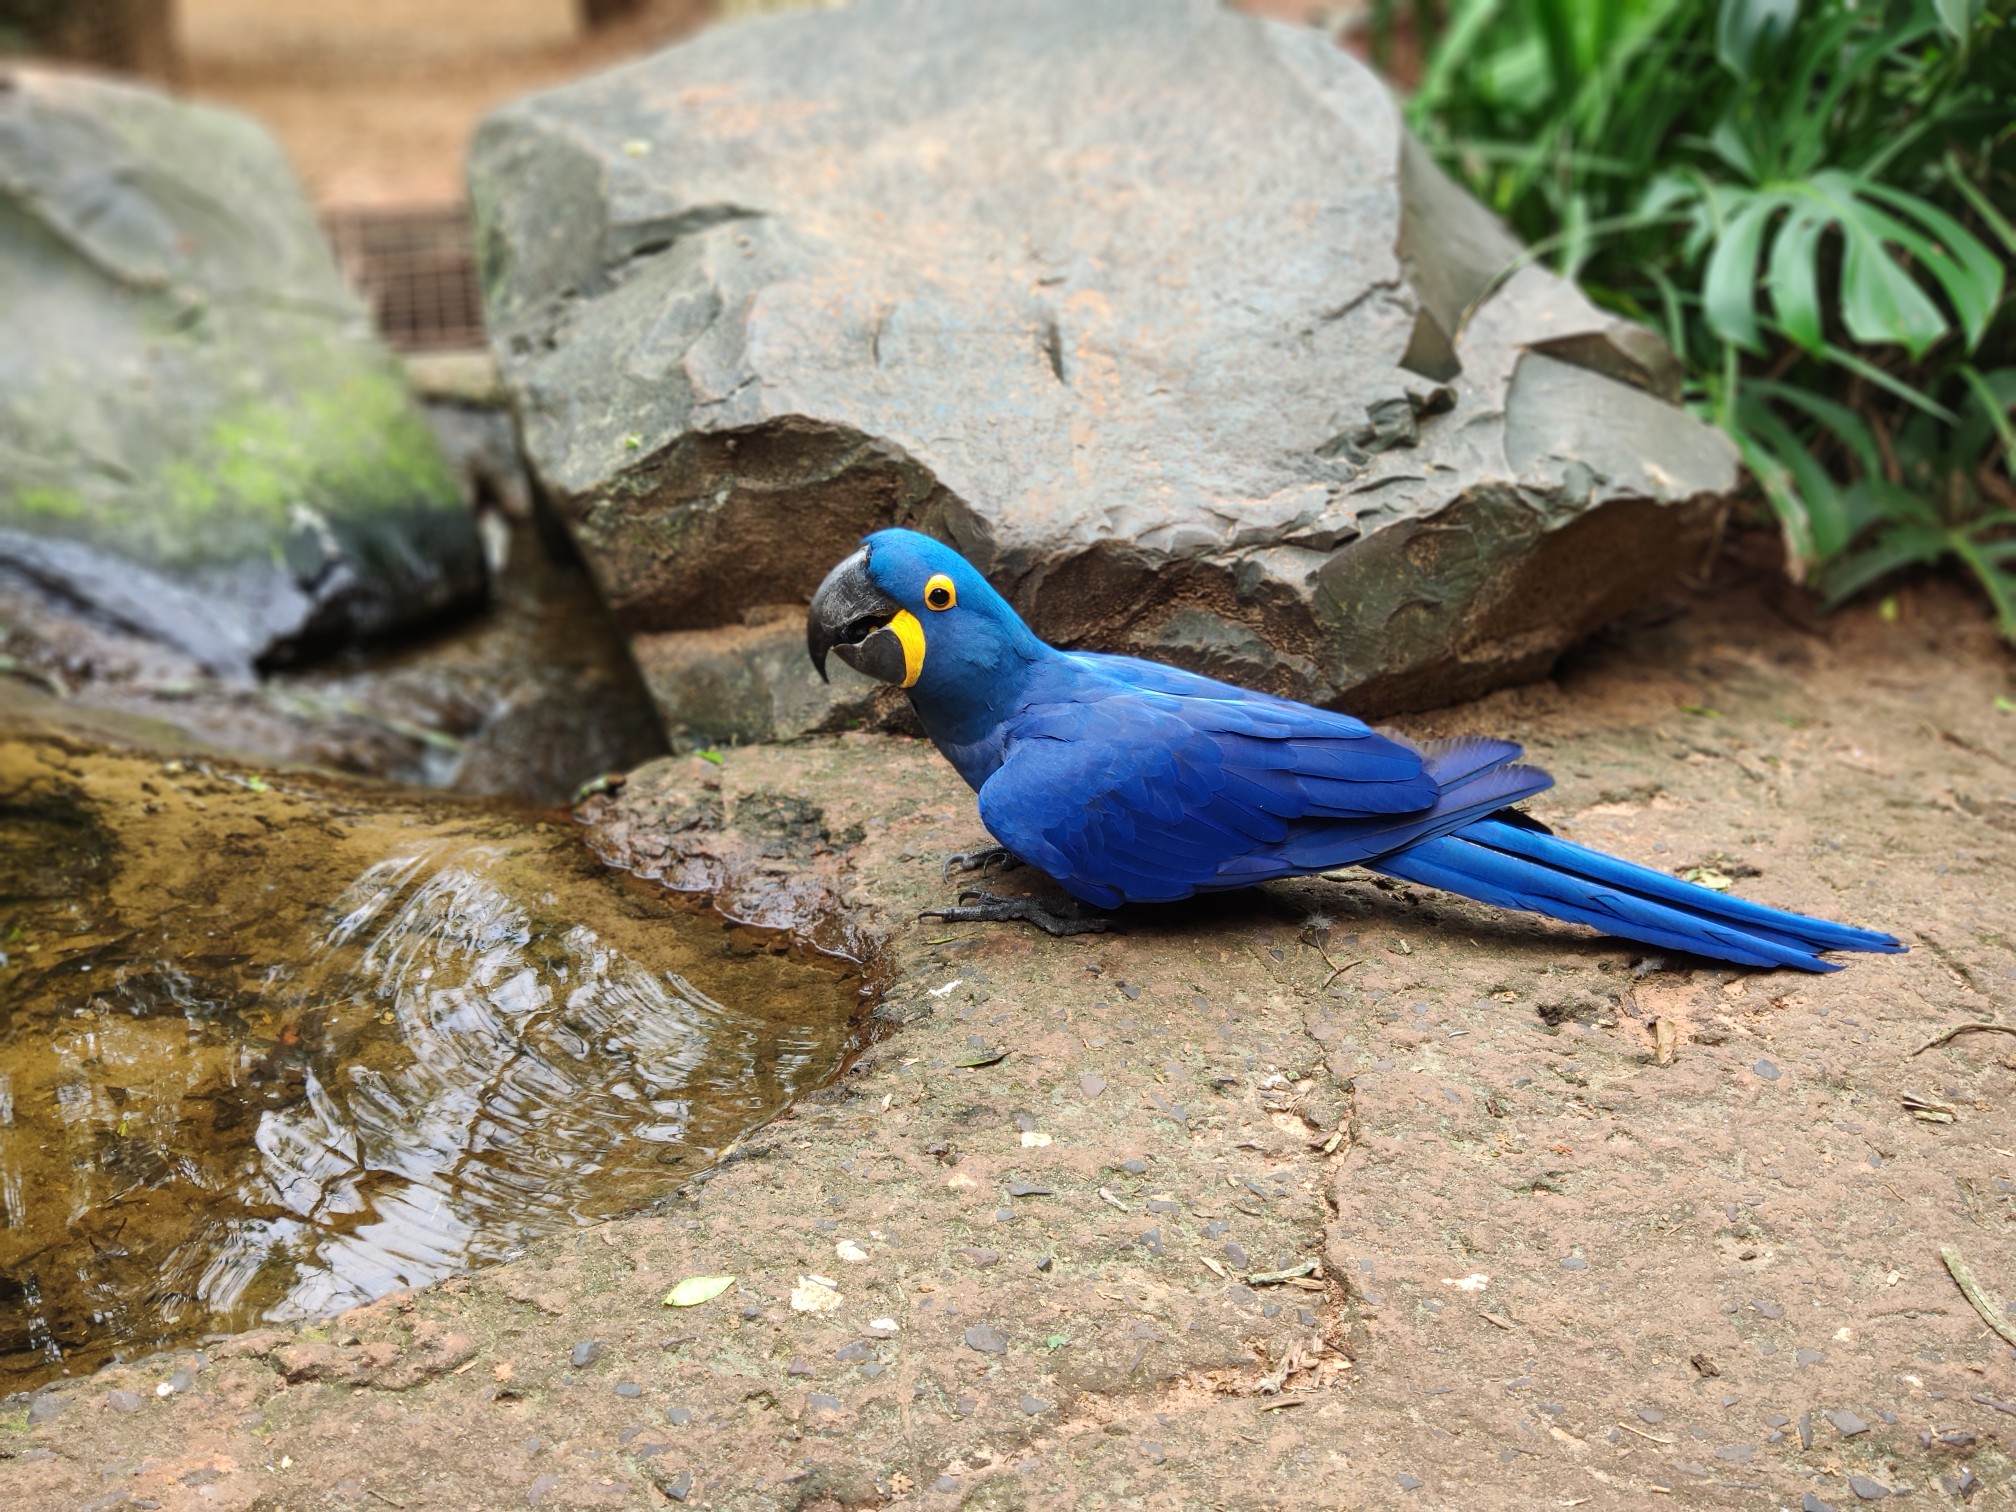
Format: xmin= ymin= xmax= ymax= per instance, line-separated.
xmin=1370 ymin=816 xmax=1905 ymax=972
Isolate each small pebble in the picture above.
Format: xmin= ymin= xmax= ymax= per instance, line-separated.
xmin=992 ymin=1206 xmax=1015 ymax=1223
xmin=1802 ymin=1496 xmax=1836 ymax=1512
xmin=807 ymin=1393 xmax=842 ymax=1414
xmin=954 ymin=1395 xmax=977 ymax=1416
xmin=1763 ymin=1413 xmax=1790 ymax=1428
xmin=1797 ymin=1410 xmax=1814 ymax=1448
xmin=1223 ymin=1241 xmax=1250 ymax=1268
xmin=1847 ymin=1475 xmax=1887 ymax=1500
xmin=1006 ymin=1181 xmax=1052 ymax=1197
xmin=1142 ymin=1441 xmax=1166 ymax=1465
xmin=1636 ymin=1408 xmax=1665 ymax=1424
xmin=1019 ymin=1395 xmax=1052 ymax=1416
xmin=661 ymin=1470 xmax=692 ymax=1502
xmin=1138 ymin=1226 xmax=1164 ymax=1256
xmin=1396 ymin=1473 xmax=1422 ymax=1491
xmin=963 ymin=1325 xmax=1008 ymax=1355
xmin=1828 ymin=1409 xmax=1870 ymax=1436
xmin=1559 ymin=1256 xmax=1588 ymax=1271
xmin=26 ymin=1395 xmax=64 ymax=1424
xmin=666 ymin=1407 xmax=693 ymax=1426
xmin=932 ymin=1477 xmax=960 ymax=1494
xmin=788 ymin=1361 xmax=812 ymax=1378
xmin=957 ymin=1247 xmax=1001 ymax=1267
xmin=1079 ymin=1074 xmax=1106 ymax=1097
xmin=570 ymin=1340 xmax=603 ymax=1368
xmin=613 ymin=1382 xmax=643 ymax=1398
xmin=1036 ymin=1256 xmax=1053 ymax=1272
xmin=1753 ymin=1059 xmax=1781 ymax=1081
xmin=105 ymin=1390 xmax=142 ymax=1414
xmin=835 ymin=1341 xmax=873 ymax=1363
xmin=1795 ymin=1348 xmax=1827 ymax=1366
xmin=1120 ymin=1158 xmax=1147 ymax=1175
xmin=1713 ymin=1444 xmax=1754 ymax=1463
xmin=861 ymin=1363 xmax=885 ymax=1380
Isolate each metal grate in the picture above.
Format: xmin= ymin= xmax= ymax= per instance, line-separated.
xmin=0 ymin=0 xmax=177 ymax=77
xmin=324 ymin=204 xmax=487 ymax=353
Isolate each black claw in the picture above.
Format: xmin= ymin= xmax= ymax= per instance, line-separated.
xmin=919 ymin=890 xmax=1112 ymax=937
xmin=942 ymin=845 xmax=1025 ymax=880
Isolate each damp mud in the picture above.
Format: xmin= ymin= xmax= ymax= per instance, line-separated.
xmin=0 ymin=718 xmax=861 ymax=1392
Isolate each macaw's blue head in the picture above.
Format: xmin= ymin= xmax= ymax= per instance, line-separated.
xmin=806 ymin=529 xmax=1046 ymax=710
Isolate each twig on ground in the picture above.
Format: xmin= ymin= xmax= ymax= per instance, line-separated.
xmin=1912 ymin=1022 xmax=2016 ymax=1057
xmin=1617 ymin=1421 xmax=1675 ymax=1445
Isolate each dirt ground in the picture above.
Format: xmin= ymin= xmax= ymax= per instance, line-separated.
xmin=174 ymin=0 xmax=1337 ymax=209
xmin=178 ymin=0 xmax=712 ymax=207
xmin=7 ymin=551 xmax=2013 ymax=1510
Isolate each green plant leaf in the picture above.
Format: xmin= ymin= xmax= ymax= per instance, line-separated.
xmin=1944 ymin=151 xmax=2016 ymax=257
xmin=1836 ymin=208 xmax=1954 ymax=358
xmin=1955 ymin=366 xmax=2016 ymax=478
xmin=1737 ymin=396 xmax=1853 ymax=559
xmin=1765 ymin=205 xmax=1827 ymax=352
xmin=1822 ymin=519 xmax=1949 ymax=607
xmin=1732 ymin=427 xmax=1816 ymax=568
xmin=1703 ymin=191 xmax=1783 ymax=354
xmin=1933 ymin=0 xmax=1985 ymax=43
xmin=1716 ymin=0 xmax=1801 ymax=79
xmin=1857 ymin=183 xmax=2004 ymax=351
xmin=1762 ymin=329 xmax=1960 ymax=424
xmin=1744 ymin=380 xmax=1885 ymax=480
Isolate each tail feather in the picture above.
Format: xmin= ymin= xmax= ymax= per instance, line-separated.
xmin=1463 ymin=819 xmax=1903 ymax=955
xmin=1370 ymin=819 xmax=1904 ymax=973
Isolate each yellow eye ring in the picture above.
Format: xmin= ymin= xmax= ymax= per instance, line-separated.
xmin=923 ymin=574 xmax=957 ymax=611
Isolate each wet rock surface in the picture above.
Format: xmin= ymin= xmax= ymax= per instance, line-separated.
xmin=0 ymin=421 xmax=666 ymax=805
xmin=0 ymin=67 xmax=484 ymax=678
xmin=471 ymin=0 xmax=1734 ymax=740
xmin=8 ymin=570 xmax=2011 ymax=1505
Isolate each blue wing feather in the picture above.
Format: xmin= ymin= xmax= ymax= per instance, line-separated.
xmin=976 ymin=656 xmax=1551 ymax=908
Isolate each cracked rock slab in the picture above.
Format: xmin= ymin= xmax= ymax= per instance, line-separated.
xmin=471 ymin=0 xmax=1734 ymax=733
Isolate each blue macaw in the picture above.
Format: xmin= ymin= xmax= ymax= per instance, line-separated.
xmin=807 ymin=529 xmax=1902 ymax=971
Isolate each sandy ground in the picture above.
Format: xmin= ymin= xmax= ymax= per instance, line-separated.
xmin=6 ymin=552 xmax=2013 ymax=1509
xmin=173 ymin=1 xmax=1343 ymax=209
xmin=177 ymin=0 xmax=712 ymax=207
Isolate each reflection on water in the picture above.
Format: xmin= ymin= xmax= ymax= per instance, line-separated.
xmin=0 ymin=745 xmax=857 ymax=1389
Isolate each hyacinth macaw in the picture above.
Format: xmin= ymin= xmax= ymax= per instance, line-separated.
xmin=806 ymin=529 xmax=1902 ymax=971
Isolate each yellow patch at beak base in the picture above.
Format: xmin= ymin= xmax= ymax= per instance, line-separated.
xmin=889 ymin=609 xmax=926 ymax=688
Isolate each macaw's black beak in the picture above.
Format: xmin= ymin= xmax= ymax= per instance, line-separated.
xmin=807 ymin=546 xmax=908 ymax=685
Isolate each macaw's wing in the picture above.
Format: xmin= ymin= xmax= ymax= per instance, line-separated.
xmin=976 ymin=686 xmax=1553 ymax=908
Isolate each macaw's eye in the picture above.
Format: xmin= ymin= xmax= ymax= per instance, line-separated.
xmin=924 ymin=574 xmax=956 ymax=611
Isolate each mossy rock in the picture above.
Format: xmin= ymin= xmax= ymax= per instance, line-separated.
xmin=0 ymin=67 xmax=483 ymax=677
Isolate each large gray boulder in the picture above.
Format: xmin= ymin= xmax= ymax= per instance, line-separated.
xmin=0 ymin=68 xmax=484 ymax=680
xmin=471 ymin=0 xmax=1734 ymax=739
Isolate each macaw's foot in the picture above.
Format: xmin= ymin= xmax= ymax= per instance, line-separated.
xmin=920 ymin=890 xmax=1113 ymax=937
xmin=942 ymin=845 xmax=1026 ymax=880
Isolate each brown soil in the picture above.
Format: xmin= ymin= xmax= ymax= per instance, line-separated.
xmin=8 ymin=553 xmax=2014 ymax=1509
